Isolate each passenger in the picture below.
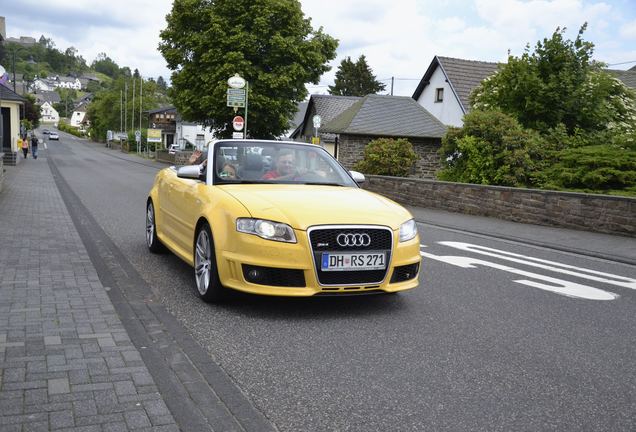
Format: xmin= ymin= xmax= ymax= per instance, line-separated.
xmin=219 ymin=162 xmax=238 ymax=179
xmin=262 ymin=150 xmax=301 ymax=180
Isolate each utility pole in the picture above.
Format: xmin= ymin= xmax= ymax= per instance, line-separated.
xmin=11 ymin=49 xmax=16 ymax=92
xmin=132 ymin=78 xmax=136 ymax=153
xmin=120 ymin=89 xmax=123 ymax=135
xmin=124 ymin=81 xmax=128 ymax=135
xmin=140 ymin=77 xmax=144 ymax=156
xmin=391 ymin=77 xmax=394 ymax=96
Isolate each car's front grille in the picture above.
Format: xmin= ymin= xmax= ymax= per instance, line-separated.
xmin=309 ymin=227 xmax=392 ymax=251
xmin=242 ymin=265 xmax=305 ymax=287
xmin=390 ymin=262 xmax=420 ymax=283
xmin=308 ymin=226 xmax=393 ymax=286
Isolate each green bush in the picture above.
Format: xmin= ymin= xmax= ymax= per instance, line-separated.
xmin=438 ymin=110 xmax=549 ymax=186
xmin=353 ymin=138 xmax=418 ymax=177
xmin=57 ymin=121 xmax=85 ymax=138
xmin=538 ymin=144 xmax=636 ymax=193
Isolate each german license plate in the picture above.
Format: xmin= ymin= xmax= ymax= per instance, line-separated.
xmin=321 ymin=252 xmax=386 ymax=271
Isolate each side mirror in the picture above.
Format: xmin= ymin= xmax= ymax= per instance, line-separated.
xmin=349 ymin=170 xmax=365 ymax=184
xmin=177 ymin=165 xmax=205 ymax=181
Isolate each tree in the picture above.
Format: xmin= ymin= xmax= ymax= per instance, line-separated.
xmin=328 ymin=55 xmax=386 ymax=96
xmin=471 ymin=24 xmax=636 ymax=135
xmin=22 ymin=94 xmax=41 ymax=129
xmin=87 ymin=77 xmax=169 ymax=141
xmin=438 ymin=110 xmax=548 ymax=187
xmin=54 ymin=88 xmax=78 ymax=118
xmin=159 ymin=0 xmax=338 ymax=139
xmin=91 ymin=53 xmax=120 ymax=78
xmin=156 ymin=76 xmax=167 ymax=90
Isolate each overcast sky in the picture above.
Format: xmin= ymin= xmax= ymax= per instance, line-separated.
xmin=4 ymin=0 xmax=636 ymax=97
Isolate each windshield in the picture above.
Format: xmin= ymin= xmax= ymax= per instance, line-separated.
xmin=213 ymin=141 xmax=358 ymax=187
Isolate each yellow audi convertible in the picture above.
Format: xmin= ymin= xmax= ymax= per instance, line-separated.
xmin=146 ymin=139 xmax=421 ymax=302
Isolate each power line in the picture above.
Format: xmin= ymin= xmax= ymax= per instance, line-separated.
xmin=607 ymin=60 xmax=636 ymax=66
xmin=378 ymin=77 xmax=421 ymax=82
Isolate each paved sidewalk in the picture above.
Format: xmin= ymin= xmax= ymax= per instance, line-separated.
xmin=0 ymin=156 xmax=178 ymax=431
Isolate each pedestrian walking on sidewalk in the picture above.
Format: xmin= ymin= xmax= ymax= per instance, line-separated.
xmin=20 ymin=136 xmax=29 ymax=158
xmin=30 ymin=133 xmax=39 ymax=159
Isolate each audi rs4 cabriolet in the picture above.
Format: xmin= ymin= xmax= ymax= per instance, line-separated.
xmin=146 ymin=139 xmax=421 ymax=302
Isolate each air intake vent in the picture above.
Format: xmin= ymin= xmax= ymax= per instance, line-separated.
xmin=390 ymin=263 xmax=420 ymax=283
xmin=242 ymin=265 xmax=305 ymax=287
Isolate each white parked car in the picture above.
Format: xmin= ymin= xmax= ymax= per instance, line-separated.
xmin=168 ymin=144 xmax=179 ymax=155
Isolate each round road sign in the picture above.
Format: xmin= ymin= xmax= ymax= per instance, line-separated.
xmin=232 ymin=116 xmax=245 ymax=131
xmin=228 ymin=74 xmax=246 ymax=89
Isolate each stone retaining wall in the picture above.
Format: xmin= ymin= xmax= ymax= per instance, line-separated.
xmin=362 ymin=175 xmax=636 ymax=237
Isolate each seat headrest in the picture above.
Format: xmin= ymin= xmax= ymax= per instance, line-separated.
xmin=244 ymin=153 xmax=263 ymax=170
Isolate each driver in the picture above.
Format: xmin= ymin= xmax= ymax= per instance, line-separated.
xmin=262 ymin=150 xmax=303 ymax=180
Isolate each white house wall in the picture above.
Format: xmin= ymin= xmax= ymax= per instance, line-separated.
xmin=70 ymin=111 xmax=86 ymax=128
xmin=176 ymin=123 xmax=216 ymax=150
xmin=416 ymin=67 xmax=465 ymax=127
xmin=40 ymin=102 xmax=60 ymax=124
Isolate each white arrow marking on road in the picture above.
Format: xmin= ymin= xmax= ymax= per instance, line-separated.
xmin=438 ymin=241 xmax=636 ymax=290
xmin=420 ymin=251 xmax=619 ymax=301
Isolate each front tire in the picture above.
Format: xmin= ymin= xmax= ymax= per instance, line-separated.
xmin=146 ymin=200 xmax=165 ymax=253
xmin=194 ymin=223 xmax=225 ymax=303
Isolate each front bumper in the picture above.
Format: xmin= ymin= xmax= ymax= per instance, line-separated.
xmin=217 ymin=228 xmax=421 ymax=297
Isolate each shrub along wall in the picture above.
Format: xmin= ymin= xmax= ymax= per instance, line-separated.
xmin=362 ymin=175 xmax=636 ymax=237
xmin=337 ymin=134 xmax=441 ymax=178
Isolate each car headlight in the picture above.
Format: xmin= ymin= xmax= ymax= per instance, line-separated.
xmin=399 ymin=219 xmax=418 ymax=242
xmin=236 ymin=218 xmax=297 ymax=243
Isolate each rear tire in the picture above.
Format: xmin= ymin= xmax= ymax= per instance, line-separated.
xmin=146 ymin=200 xmax=165 ymax=253
xmin=194 ymin=223 xmax=226 ymax=303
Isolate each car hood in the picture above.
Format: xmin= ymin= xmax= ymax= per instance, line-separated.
xmin=221 ymin=185 xmax=412 ymax=230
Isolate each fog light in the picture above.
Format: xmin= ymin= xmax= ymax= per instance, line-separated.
xmin=247 ymin=269 xmax=261 ymax=282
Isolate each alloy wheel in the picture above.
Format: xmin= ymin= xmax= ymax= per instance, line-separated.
xmin=195 ymin=230 xmax=211 ymax=295
xmin=146 ymin=204 xmax=155 ymax=247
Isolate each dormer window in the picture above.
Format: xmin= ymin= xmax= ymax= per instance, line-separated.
xmin=435 ymin=88 xmax=444 ymax=102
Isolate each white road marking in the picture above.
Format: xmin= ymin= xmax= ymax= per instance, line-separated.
xmin=420 ymin=251 xmax=618 ymax=301
xmin=438 ymin=241 xmax=636 ymax=290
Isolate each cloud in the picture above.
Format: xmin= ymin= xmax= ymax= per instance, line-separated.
xmin=3 ymin=0 xmax=636 ymax=96
xmin=620 ymin=19 xmax=636 ymax=39
xmin=4 ymin=0 xmax=171 ymax=79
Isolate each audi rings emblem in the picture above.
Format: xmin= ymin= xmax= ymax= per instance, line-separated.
xmin=336 ymin=233 xmax=371 ymax=247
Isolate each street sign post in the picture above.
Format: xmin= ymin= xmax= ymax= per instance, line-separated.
xmin=227 ymin=74 xmax=249 ymax=138
xmin=312 ymin=115 xmax=322 ymax=147
xmin=232 ymin=132 xmax=244 ymax=139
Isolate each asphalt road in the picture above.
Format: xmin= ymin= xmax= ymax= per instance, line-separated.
xmin=44 ymin=131 xmax=636 ymax=431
